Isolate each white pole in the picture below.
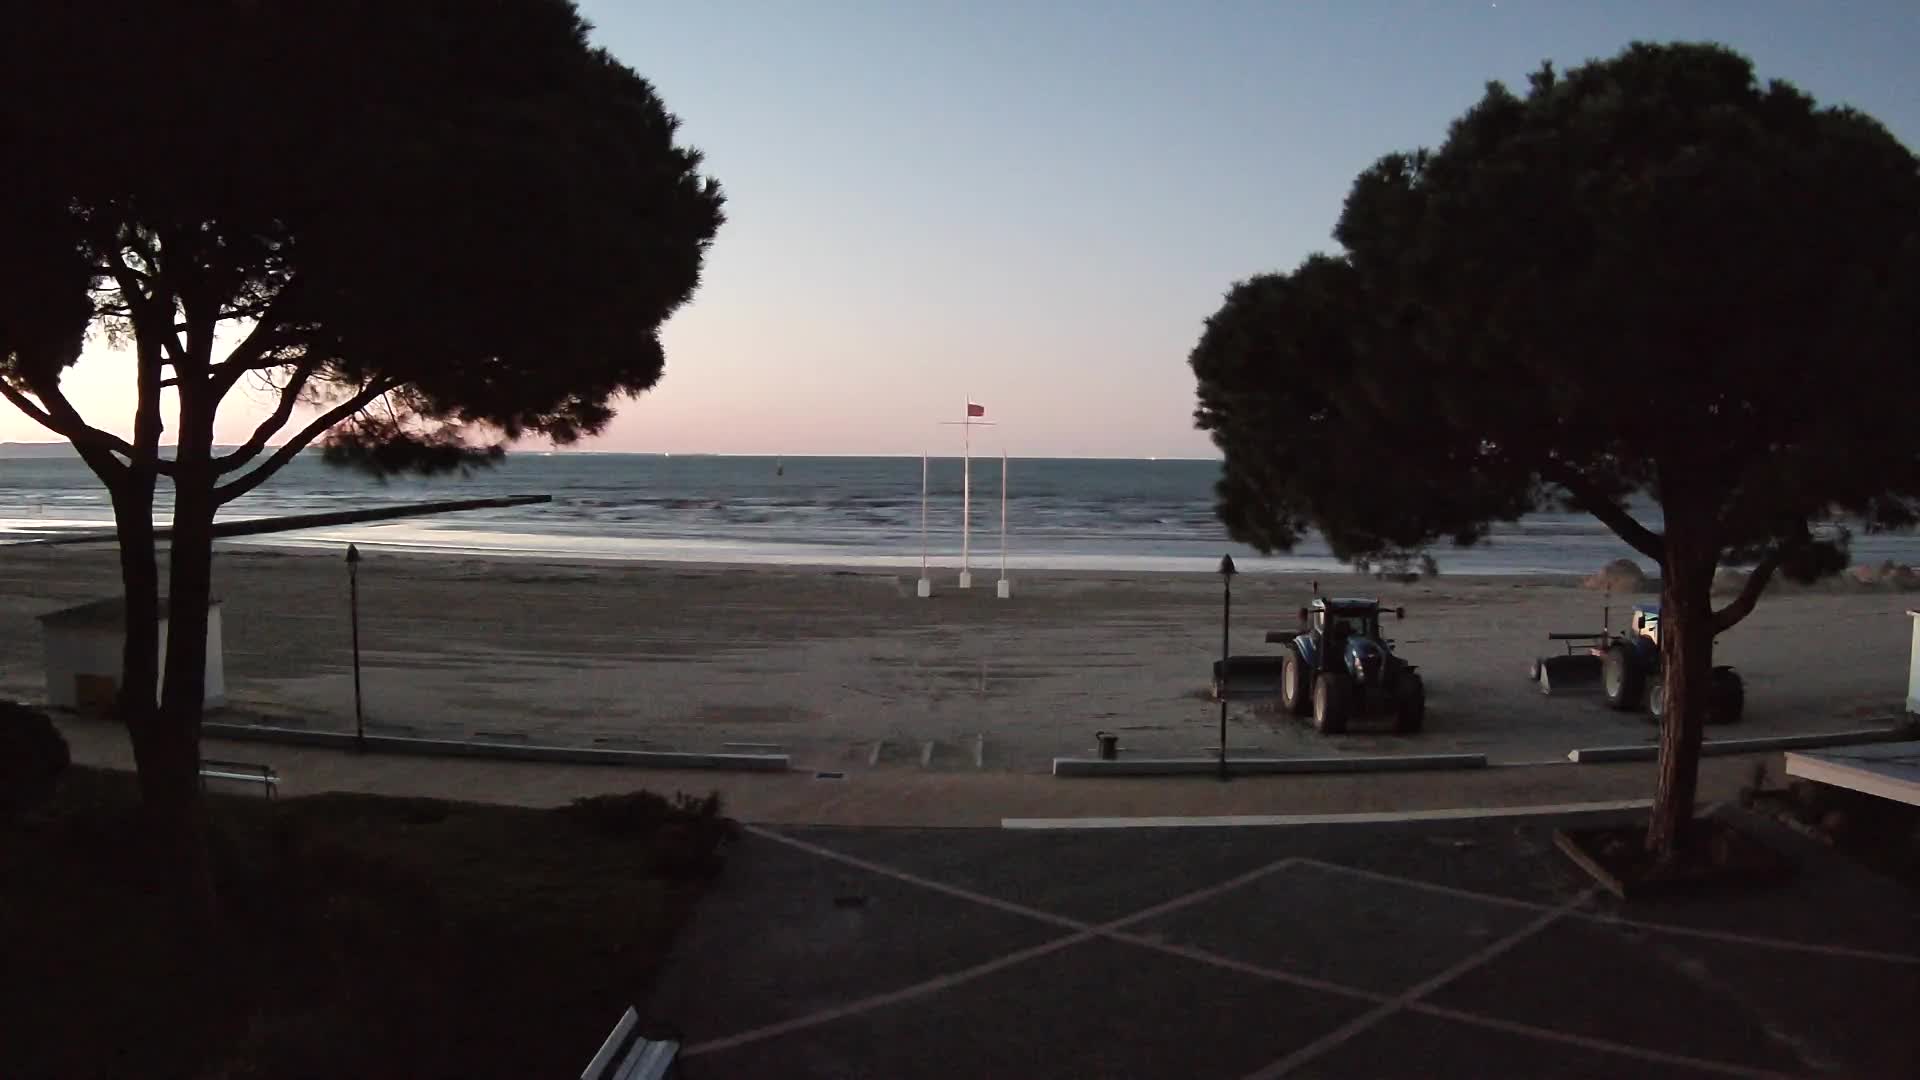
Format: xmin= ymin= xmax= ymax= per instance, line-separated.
xmin=959 ymin=405 xmax=972 ymax=589
xmin=917 ymin=452 xmax=931 ymax=597
xmin=996 ymin=450 xmax=1011 ymax=598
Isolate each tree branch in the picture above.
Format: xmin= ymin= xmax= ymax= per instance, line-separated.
xmin=206 ymin=285 xmax=298 ymax=396
xmin=105 ymin=248 xmax=189 ymax=369
xmin=214 ymin=362 xmax=317 ymax=475
xmin=0 ymin=379 xmax=140 ymax=482
xmin=1712 ymin=548 xmax=1784 ymax=633
xmin=1539 ymin=460 xmax=1665 ymax=563
xmin=214 ymin=379 xmax=400 ymax=505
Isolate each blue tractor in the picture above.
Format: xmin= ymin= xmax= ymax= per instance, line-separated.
xmin=1599 ymin=604 xmax=1745 ymax=723
xmin=1269 ymin=596 xmax=1425 ymax=734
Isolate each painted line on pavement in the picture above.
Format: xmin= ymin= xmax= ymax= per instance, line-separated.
xmin=684 ymin=928 xmax=1098 ymax=1058
xmin=1244 ymin=892 xmax=1592 ymax=1079
xmin=1302 ymin=857 xmax=1920 ymax=964
xmin=1409 ymin=1004 xmax=1797 ymax=1079
xmin=686 ymin=825 xmax=1309 ymax=1059
xmin=686 ymin=823 xmax=1914 ymax=1070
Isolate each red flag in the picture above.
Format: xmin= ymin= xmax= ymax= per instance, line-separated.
xmin=967 ymin=402 xmax=985 ymax=417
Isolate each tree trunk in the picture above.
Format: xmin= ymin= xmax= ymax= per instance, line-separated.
xmin=114 ymin=471 xmax=218 ymax=926
xmin=158 ymin=390 xmax=222 ymax=925
xmin=160 ymin=466 xmax=215 ymax=753
xmin=1646 ymin=520 xmax=1718 ymax=858
xmin=113 ymin=482 xmax=161 ymax=766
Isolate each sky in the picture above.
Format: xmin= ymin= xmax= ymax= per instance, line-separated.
xmin=9 ymin=1 xmax=1918 ymax=458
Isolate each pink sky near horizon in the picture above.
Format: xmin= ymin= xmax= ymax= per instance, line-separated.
xmin=6 ymin=2 xmax=1915 ymax=462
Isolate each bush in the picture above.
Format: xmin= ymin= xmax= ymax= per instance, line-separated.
xmin=0 ymin=701 xmax=70 ymax=813
xmin=558 ymin=789 xmax=732 ymax=877
xmin=1583 ymin=558 xmax=1652 ymax=592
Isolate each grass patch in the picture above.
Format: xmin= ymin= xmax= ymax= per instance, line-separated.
xmin=0 ymin=768 xmax=731 ymax=1078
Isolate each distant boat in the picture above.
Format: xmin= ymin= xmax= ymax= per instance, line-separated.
xmin=776 ymin=457 xmax=784 ymax=477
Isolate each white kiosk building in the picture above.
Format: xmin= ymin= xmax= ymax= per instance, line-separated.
xmin=39 ymin=597 xmax=227 ymax=712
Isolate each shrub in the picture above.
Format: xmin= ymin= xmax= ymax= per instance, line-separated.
xmin=559 ymin=789 xmax=732 ymax=877
xmin=0 ymin=701 xmax=70 ymax=813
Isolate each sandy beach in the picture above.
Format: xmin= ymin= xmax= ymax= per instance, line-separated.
xmin=0 ymin=544 xmax=1911 ymax=778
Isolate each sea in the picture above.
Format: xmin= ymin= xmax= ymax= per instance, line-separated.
xmin=5 ymin=452 xmax=1920 ymax=575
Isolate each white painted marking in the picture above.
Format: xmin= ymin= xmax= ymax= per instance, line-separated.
xmin=1410 ymin=1004 xmax=1797 ymax=1079
xmin=1103 ymin=931 xmax=1389 ymax=1004
xmin=684 ymin=827 xmax=1309 ymax=1058
xmin=1578 ymin=913 xmax=1920 ymax=965
xmin=1303 ymin=858 xmax=1920 ymax=964
xmin=1243 ymin=893 xmax=1591 ymax=1079
xmin=739 ymin=825 xmax=1083 ymax=932
xmin=685 ymin=929 xmax=1096 ymax=1057
xmin=919 ymin=740 xmax=936 ymax=768
xmin=1001 ymin=799 xmax=1652 ymax=830
xmin=685 ymin=823 xmax=1917 ymax=1068
xmin=867 ymin=740 xmax=885 ymax=767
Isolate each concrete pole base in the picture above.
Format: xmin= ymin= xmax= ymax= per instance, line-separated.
xmin=916 ymin=577 xmax=932 ymax=598
xmin=957 ymin=570 xmax=973 ymax=589
xmin=996 ymin=577 xmax=1011 ymax=599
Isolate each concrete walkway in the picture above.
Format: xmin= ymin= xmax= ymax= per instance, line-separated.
xmin=62 ymin=716 xmax=1784 ymax=827
xmin=646 ymin=809 xmax=1916 ymax=1078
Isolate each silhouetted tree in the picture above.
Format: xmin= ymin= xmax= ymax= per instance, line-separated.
xmin=0 ymin=0 xmax=724 ymax=917
xmin=1192 ymin=42 xmax=1918 ymax=857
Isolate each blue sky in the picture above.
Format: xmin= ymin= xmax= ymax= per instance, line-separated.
xmin=13 ymin=1 xmax=1917 ymax=457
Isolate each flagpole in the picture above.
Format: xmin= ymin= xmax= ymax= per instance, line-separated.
xmin=959 ymin=401 xmax=972 ymax=589
xmin=917 ymin=451 xmax=931 ymax=598
xmin=996 ymin=450 xmax=1011 ymax=599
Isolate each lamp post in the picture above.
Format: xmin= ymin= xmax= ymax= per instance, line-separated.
xmin=347 ymin=543 xmax=364 ymax=753
xmin=1218 ymin=553 xmax=1237 ymax=780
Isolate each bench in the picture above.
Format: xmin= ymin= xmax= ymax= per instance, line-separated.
xmin=198 ymin=759 xmax=279 ymax=799
xmin=582 ymin=1006 xmax=681 ymax=1080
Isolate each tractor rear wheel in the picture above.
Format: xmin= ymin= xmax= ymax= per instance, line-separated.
xmin=1280 ymin=646 xmax=1312 ymax=716
xmin=1313 ymin=671 xmax=1351 ymax=735
xmin=1647 ymin=675 xmax=1744 ymax=723
xmin=1602 ymin=644 xmax=1645 ymax=711
xmin=1393 ymin=673 xmax=1425 ymax=734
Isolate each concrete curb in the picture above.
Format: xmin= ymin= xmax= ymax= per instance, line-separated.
xmin=1566 ymin=726 xmax=1908 ymax=764
xmin=199 ymin=722 xmax=790 ymax=772
xmin=1051 ymin=753 xmax=1487 ymax=777
xmin=1003 ymin=798 xmax=1653 ymax=829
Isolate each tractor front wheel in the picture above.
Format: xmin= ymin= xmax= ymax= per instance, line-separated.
xmin=1280 ymin=646 xmax=1312 ymax=716
xmin=1602 ymin=644 xmax=1645 ymax=711
xmin=1393 ymin=673 xmax=1425 ymax=734
xmin=1313 ymin=671 xmax=1352 ymax=735
xmin=1710 ymin=668 xmax=1745 ymax=724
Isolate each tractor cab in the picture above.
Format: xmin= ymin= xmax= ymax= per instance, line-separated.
xmin=1304 ymin=598 xmax=1385 ymax=642
xmin=1631 ymin=604 xmax=1660 ymax=645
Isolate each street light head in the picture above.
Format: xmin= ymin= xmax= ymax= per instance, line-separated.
xmin=1218 ymin=553 xmax=1237 ymax=578
xmin=346 ymin=543 xmax=361 ymax=565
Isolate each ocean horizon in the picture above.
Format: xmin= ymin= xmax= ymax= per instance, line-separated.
xmin=6 ymin=451 xmax=1920 ymax=576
